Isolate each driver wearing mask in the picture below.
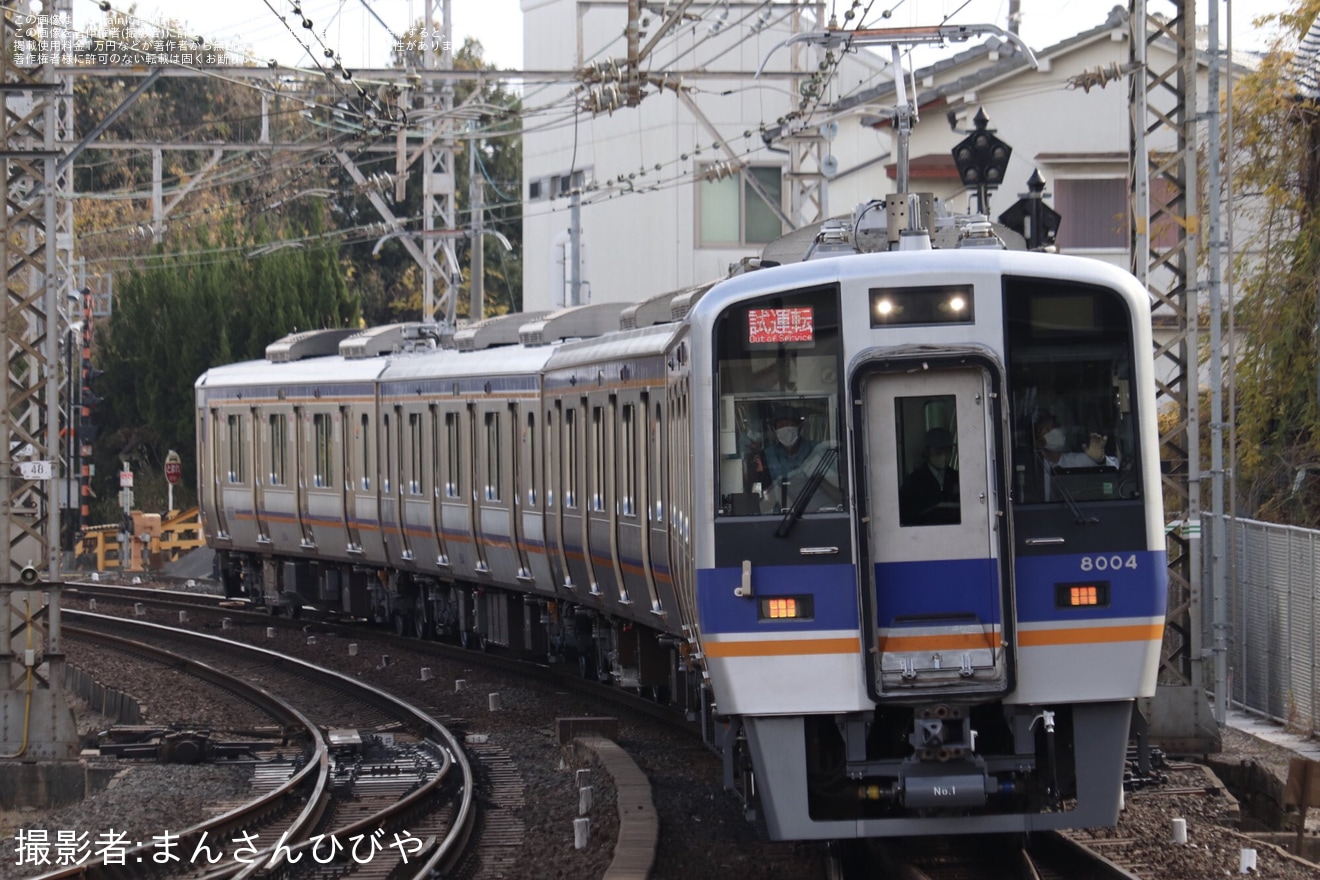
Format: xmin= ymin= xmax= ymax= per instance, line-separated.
xmin=765 ymin=412 xmax=817 ymax=483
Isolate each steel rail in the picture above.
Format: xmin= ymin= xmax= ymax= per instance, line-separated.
xmin=35 ymin=624 xmax=329 ymax=880
xmin=61 ymin=610 xmax=476 ymax=879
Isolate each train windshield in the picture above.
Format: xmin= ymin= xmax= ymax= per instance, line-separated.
xmin=1005 ymin=277 xmax=1140 ymax=505
xmin=713 ymin=284 xmax=846 ymax=517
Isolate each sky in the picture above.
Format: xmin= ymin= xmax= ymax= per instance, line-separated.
xmin=58 ymin=0 xmax=1304 ymax=74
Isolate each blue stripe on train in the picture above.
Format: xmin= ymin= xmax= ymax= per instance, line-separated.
xmin=696 ymin=564 xmax=859 ymax=634
xmin=1014 ymin=550 xmax=1168 ymax=622
xmin=873 ymin=558 xmax=1002 ymax=628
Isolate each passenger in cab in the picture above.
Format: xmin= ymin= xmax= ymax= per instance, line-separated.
xmin=1036 ymin=413 xmax=1117 ymax=469
xmin=900 ymin=428 xmax=960 ymax=525
xmin=1034 ymin=413 xmax=1118 ymax=501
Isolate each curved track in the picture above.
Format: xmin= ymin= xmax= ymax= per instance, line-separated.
xmin=39 ymin=611 xmax=475 ymax=880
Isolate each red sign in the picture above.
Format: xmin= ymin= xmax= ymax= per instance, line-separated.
xmin=164 ymin=450 xmax=182 ymax=485
xmin=748 ymin=307 xmax=814 ymax=344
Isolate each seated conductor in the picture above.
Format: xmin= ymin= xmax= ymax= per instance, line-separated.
xmin=899 ymin=428 xmax=960 ymax=526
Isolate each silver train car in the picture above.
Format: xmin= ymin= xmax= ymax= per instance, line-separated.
xmin=197 ymin=233 xmax=1166 ymax=839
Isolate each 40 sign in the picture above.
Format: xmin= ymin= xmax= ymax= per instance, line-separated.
xmin=164 ymin=450 xmax=182 ymax=485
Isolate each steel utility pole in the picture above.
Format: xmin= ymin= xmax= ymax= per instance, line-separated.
xmin=424 ymin=0 xmax=459 ymax=325
xmin=469 ymin=127 xmax=484 ymax=322
xmin=0 ymin=0 xmax=80 ymax=764
xmin=1 ymin=3 xmax=62 ymax=582
xmin=1129 ymin=0 xmax=1218 ymax=751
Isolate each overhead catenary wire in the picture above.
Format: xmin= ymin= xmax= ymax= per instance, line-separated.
xmin=67 ymin=0 xmax=1027 ymax=277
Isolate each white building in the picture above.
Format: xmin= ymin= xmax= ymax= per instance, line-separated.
xmin=519 ymin=2 xmax=1227 ymax=310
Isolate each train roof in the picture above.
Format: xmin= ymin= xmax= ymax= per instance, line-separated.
xmin=686 ymin=247 xmax=1151 ymax=325
xmin=379 ymin=340 xmax=558 ymax=381
xmin=196 ymin=354 xmax=389 ymax=389
xmin=544 ymin=322 xmax=682 ymax=372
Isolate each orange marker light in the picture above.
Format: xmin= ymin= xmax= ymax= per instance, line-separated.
xmin=1070 ymin=585 xmax=1099 ymax=606
xmin=1054 ymin=581 xmax=1110 ymax=609
xmin=757 ymin=594 xmax=814 ymax=621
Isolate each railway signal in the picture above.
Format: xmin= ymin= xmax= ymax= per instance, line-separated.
xmin=951 ymin=108 xmax=1012 ymax=215
xmin=998 ymin=169 xmax=1062 ymax=250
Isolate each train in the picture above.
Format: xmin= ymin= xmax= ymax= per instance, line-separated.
xmin=196 ymin=202 xmax=1166 ymax=841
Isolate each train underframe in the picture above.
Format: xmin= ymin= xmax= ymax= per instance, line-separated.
xmin=215 ymin=549 xmax=696 ymax=703
xmin=730 ymin=698 xmax=1134 ymax=838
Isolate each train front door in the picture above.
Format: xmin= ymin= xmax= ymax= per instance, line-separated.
xmin=857 ymin=365 xmax=1012 ymax=700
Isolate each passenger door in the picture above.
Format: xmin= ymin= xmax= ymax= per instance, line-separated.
xmin=858 ymin=365 xmax=1012 ymax=700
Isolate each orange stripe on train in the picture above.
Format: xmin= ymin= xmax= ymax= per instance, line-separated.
xmin=703 ymin=637 xmax=861 ymax=658
xmin=1017 ymin=623 xmax=1165 ymax=647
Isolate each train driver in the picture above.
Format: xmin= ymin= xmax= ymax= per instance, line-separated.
xmin=763 ymin=410 xmax=842 ymax=511
xmin=765 ymin=411 xmax=818 ymax=483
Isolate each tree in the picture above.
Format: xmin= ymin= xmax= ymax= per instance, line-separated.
xmin=1229 ymin=0 xmax=1320 ymax=522
xmin=87 ymin=213 xmax=359 ymax=522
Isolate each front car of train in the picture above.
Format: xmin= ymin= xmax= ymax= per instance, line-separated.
xmin=686 ymin=218 xmax=1167 ymax=837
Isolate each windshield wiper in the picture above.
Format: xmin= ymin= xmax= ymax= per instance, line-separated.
xmin=1045 ymin=456 xmax=1099 ymax=525
xmin=776 ymin=446 xmax=839 ymax=537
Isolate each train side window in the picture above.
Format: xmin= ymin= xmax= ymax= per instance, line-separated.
xmin=313 ymin=413 xmax=332 ymax=488
xmin=340 ymin=406 xmax=353 ymax=492
xmin=527 ymin=411 xmax=538 ymax=507
xmin=546 ymin=407 xmax=556 ymax=508
xmin=485 ymin=411 xmax=502 ymax=502
xmin=382 ymin=413 xmax=392 ymax=494
xmin=651 ymin=402 xmax=664 ymax=521
xmin=620 ymin=403 xmax=636 ymax=517
xmin=445 ymin=412 xmax=460 ymax=498
xmin=359 ymin=414 xmax=370 ymax=491
xmin=269 ymin=413 xmax=287 ymax=486
xmin=227 ymin=413 xmax=244 ymax=483
xmin=431 ymin=407 xmax=441 ymax=498
xmin=565 ymin=408 xmax=578 ymax=509
xmin=590 ymin=405 xmax=605 ymax=512
xmin=409 ymin=412 xmax=423 ymax=495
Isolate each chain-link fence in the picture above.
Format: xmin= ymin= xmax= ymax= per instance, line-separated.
xmin=1205 ymin=515 xmax=1320 ymax=736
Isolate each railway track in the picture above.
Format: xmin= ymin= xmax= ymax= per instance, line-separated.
xmin=828 ymin=831 xmax=1146 ymax=880
xmin=39 ymin=611 xmax=476 ymax=880
xmin=64 ymin=579 xmax=699 ymax=731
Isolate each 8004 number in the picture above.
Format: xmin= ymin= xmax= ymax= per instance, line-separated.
xmin=1080 ymin=554 xmax=1137 ymax=572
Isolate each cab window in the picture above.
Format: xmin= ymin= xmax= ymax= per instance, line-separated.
xmin=1005 ymin=277 xmax=1139 ymax=505
xmin=713 ymin=284 xmax=845 ymax=516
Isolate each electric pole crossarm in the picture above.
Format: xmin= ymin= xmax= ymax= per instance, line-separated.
xmin=162 ymin=149 xmax=224 ymax=219
xmin=635 ymin=0 xmax=697 ymax=63
xmin=755 ymin=23 xmax=1039 ymax=79
xmin=55 ymin=68 xmax=163 ymax=176
xmin=334 ymin=149 xmax=448 ymax=308
xmin=677 ymin=91 xmax=795 ymax=231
